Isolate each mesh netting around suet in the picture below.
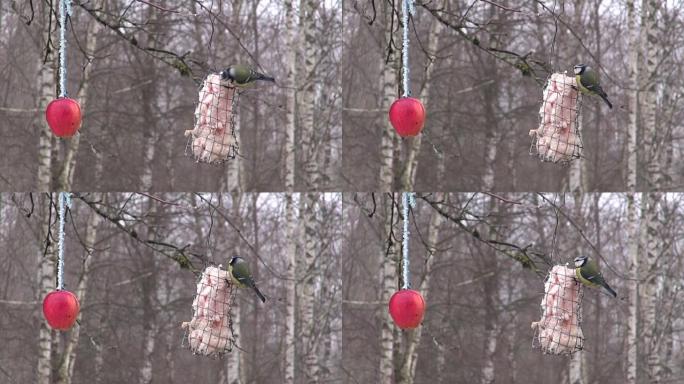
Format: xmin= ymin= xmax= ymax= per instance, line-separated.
xmin=529 ymin=73 xmax=583 ymax=164
xmin=185 ymin=73 xmax=240 ymax=164
xmin=181 ymin=265 xmax=237 ymax=358
xmin=531 ymin=265 xmax=584 ymax=355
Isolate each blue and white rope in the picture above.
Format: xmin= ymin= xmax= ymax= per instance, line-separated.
xmin=59 ymin=0 xmax=73 ymax=98
xmin=401 ymin=0 xmax=415 ymax=97
xmin=57 ymin=192 xmax=72 ymax=290
xmin=402 ymin=192 xmax=416 ymax=289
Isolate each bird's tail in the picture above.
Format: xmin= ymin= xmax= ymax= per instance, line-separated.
xmin=253 ymin=286 xmax=267 ymax=303
xmin=602 ymin=282 xmax=617 ymax=298
xmin=599 ymin=92 xmax=613 ymax=109
xmin=255 ymin=71 xmax=276 ymax=83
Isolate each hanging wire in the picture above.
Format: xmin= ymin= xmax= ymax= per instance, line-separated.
xmin=59 ymin=0 xmax=73 ymax=98
xmin=401 ymin=0 xmax=415 ymax=97
xmin=57 ymin=192 xmax=72 ymax=290
xmin=402 ymin=192 xmax=416 ymax=289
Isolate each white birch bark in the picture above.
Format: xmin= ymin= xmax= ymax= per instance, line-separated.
xmin=642 ymin=0 xmax=661 ymax=190
xmin=139 ymin=198 xmax=159 ymax=384
xmin=481 ymin=197 xmax=500 ymax=384
xmin=626 ymin=193 xmax=640 ymax=384
xmin=225 ymin=2 xmax=244 ymax=192
xmin=400 ymin=16 xmax=441 ymax=190
xmin=36 ymin=4 xmax=55 ymax=192
xmin=36 ymin=195 xmax=55 ymax=384
xmin=378 ymin=195 xmax=397 ymax=383
xmin=225 ymin=193 xmax=244 ymax=384
xmin=568 ymin=110 xmax=583 ymax=193
xmin=299 ymin=193 xmax=320 ymax=383
xmin=55 ymin=198 xmax=101 ymax=384
xmin=282 ymin=0 xmax=298 ymax=382
xmin=283 ymin=193 xmax=297 ymax=384
xmin=57 ymin=8 xmax=102 ymax=190
xmin=300 ymin=0 xmax=319 ymax=190
xmin=283 ymin=0 xmax=297 ymax=192
xmin=378 ymin=4 xmax=398 ymax=191
xmin=625 ymin=0 xmax=640 ymax=191
xmin=642 ymin=194 xmax=662 ymax=383
xmin=397 ymin=193 xmax=443 ymax=384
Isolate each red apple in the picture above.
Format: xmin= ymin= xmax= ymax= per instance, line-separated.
xmin=388 ymin=97 xmax=425 ymax=137
xmin=45 ymin=97 xmax=82 ymax=137
xmin=389 ymin=289 xmax=425 ymax=329
xmin=42 ymin=290 xmax=80 ymax=330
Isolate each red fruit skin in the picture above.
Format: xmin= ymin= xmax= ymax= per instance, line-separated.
xmin=45 ymin=98 xmax=82 ymax=137
xmin=43 ymin=290 xmax=80 ymax=330
xmin=388 ymin=97 xmax=426 ymax=137
xmin=388 ymin=289 xmax=425 ymax=329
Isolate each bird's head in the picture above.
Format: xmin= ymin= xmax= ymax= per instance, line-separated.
xmin=229 ymin=256 xmax=242 ymax=265
xmin=574 ymin=255 xmax=588 ymax=268
xmin=220 ymin=66 xmax=237 ymax=81
xmin=574 ymin=64 xmax=587 ymax=75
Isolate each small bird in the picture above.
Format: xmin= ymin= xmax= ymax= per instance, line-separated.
xmin=574 ymin=255 xmax=617 ymax=298
xmin=228 ymin=256 xmax=266 ymax=303
xmin=574 ymin=64 xmax=613 ymax=109
xmin=219 ymin=65 xmax=275 ymax=87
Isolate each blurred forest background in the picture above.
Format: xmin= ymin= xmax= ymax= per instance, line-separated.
xmin=0 ymin=1 xmax=341 ymax=191
xmin=342 ymin=0 xmax=684 ymax=191
xmin=342 ymin=192 xmax=682 ymax=383
xmin=0 ymin=192 xmax=343 ymax=384
xmin=1 ymin=192 xmax=682 ymax=383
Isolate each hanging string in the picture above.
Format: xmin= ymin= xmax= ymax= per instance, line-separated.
xmin=57 ymin=192 xmax=72 ymax=290
xmin=59 ymin=0 xmax=73 ymax=98
xmin=401 ymin=0 xmax=415 ymax=97
xmin=402 ymin=192 xmax=416 ymax=289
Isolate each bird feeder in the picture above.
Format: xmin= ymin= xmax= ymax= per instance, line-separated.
xmin=389 ymin=289 xmax=425 ymax=329
xmin=45 ymin=98 xmax=82 ymax=138
xmin=185 ymin=73 xmax=240 ymax=164
xmin=389 ymin=97 xmax=425 ymax=137
xmin=182 ymin=265 xmax=236 ymax=357
xmin=531 ymin=265 xmax=584 ymax=355
xmin=529 ymin=73 xmax=583 ymax=164
xmin=43 ymin=290 xmax=80 ymax=330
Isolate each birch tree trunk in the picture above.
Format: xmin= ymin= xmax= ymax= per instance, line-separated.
xmin=283 ymin=0 xmax=297 ymax=192
xmin=300 ymin=0 xmax=320 ymax=190
xmin=299 ymin=193 xmax=320 ymax=383
xmin=642 ymin=194 xmax=662 ymax=384
xmin=378 ymin=194 xmax=397 ymax=383
xmin=139 ymin=7 xmax=163 ymax=191
xmin=625 ymin=0 xmax=640 ymax=191
xmin=36 ymin=194 xmax=55 ymax=384
xmin=225 ymin=193 xmax=244 ymax=383
xmin=36 ymin=5 xmax=55 ymax=191
xmin=225 ymin=0 xmax=244 ymax=192
xmin=397 ymin=192 xmax=443 ymax=384
xmin=282 ymin=0 xmax=298 ymax=381
xmin=54 ymin=196 xmax=101 ymax=384
xmin=626 ymin=193 xmax=640 ymax=384
xmin=283 ymin=193 xmax=297 ymax=384
xmin=568 ymin=110 xmax=583 ymax=193
xmin=481 ymin=196 xmax=500 ymax=384
xmin=568 ymin=193 xmax=588 ymax=384
xmin=399 ymin=15 xmax=441 ymax=190
xmin=139 ymin=197 xmax=160 ymax=384
xmin=57 ymin=6 xmax=102 ymax=190
xmin=642 ymin=0 xmax=661 ymax=190
xmin=378 ymin=4 xmax=399 ymax=191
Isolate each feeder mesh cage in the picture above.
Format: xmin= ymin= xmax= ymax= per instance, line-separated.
xmin=182 ymin=265 xmax=236 ymax=358
xmin=185 ymin=73 xmax=240 ymax=164
xmin=532 ymin=265 xmax=584 ymax=355
xmin=529 ymin=73 xmax=583 ymax=164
